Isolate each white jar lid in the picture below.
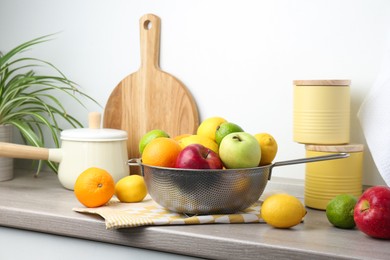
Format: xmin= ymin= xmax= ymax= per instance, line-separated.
xmin=61 ymin=128 xmax=128 ymax=141
xmin=60 ymin=112 xmax=127 ymax=141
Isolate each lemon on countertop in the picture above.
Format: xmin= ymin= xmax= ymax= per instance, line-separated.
xmin=115 ymin=175 xmax=148 ymax=203
xmin=261 ymin=193 xmax=306 ymax=228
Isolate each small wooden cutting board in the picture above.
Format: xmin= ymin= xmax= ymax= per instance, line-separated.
xmin=103 ymin=14 xmax=199 ymax=163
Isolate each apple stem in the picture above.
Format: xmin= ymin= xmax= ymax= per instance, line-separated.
xmin=360 ymin=200 xmax=370 ymax=213
xmin=233 ymin=135 xmax=242 ymax=142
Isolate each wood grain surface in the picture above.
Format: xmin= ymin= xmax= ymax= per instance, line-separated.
xmin=103 ymin=14 xmax=199 ymax=164
xmin=1 ymin=170 xmax=389 ymax=260
xmin=0 ymin=142 xmax=49 ymax=160
xmin=305 ymin=144 xmax=364 ymax=153
xmin=293 ymin=79 xmax=351 ymax=86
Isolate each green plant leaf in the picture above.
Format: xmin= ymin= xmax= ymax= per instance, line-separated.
xmin=0 ymin=34 xmax=101 ymax=176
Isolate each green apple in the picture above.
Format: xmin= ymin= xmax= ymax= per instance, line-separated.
xmin=215 ymin=122 xmax=244 ymax=145
xmin=219 ymin=132 xmax=261 ymax=169
xmin=139 ymin=129 xmax=170 ymax=155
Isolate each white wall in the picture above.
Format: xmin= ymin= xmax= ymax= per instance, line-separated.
xmin=1 ymin=0 xmax=389 ymax=185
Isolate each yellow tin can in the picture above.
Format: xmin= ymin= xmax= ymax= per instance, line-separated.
xmin=305 ymin=144 xmax=363 ymax=210
xmin=293 ymin=80 xmax=351 ymax=144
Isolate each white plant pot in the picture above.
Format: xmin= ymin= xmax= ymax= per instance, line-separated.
xmin=0 ymin=125 xmax=14 ymax=181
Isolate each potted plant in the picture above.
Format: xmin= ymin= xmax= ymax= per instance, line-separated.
xmin=0 ymin=34 xmax=98 ymax=180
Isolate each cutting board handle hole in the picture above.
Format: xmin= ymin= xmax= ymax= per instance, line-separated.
xmin=143 ymin=20 xmax=152 ymax=30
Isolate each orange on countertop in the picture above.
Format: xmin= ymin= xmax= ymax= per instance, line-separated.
xmin=74 ymin=167 xmax=115 ymax=208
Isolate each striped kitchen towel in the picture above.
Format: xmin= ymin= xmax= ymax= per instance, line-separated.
xmin=73 ymin=196 xmax=264 ymax=229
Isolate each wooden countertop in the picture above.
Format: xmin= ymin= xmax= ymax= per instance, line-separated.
xmin=0 ymin=170 xmax=388 ymax=260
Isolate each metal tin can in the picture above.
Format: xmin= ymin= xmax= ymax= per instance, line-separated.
xmin=305 ymin=144 xmax=363 ymax=210
xmin=293 ymin=80 xmax=350 ymax=144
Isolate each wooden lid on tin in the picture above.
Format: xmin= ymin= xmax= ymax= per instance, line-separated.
xmin=293 ymin=80 xmax=351 ymax=86
xmin=305 ymin=144 xmax=364 ymax=153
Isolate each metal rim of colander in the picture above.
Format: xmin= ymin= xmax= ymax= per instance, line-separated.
xmin=129 ymin=158 xmax=273 ymax=173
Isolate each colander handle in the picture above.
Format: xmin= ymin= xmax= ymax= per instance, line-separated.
xmin=267 ymin=153 xmax=349 ymax=180
xmin=272 ymin=152 xmax=349 ymax=168
xmin=128 ymin=158 xmax=145 ymax=176
xmin=128 ymin=158 xmax=142 ymax=166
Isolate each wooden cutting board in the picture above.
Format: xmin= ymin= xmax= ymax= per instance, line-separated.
xmin=103 ymin=14 xmax=199 ymax=163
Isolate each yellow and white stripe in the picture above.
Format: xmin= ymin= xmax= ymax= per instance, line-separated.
xmin=73 ymin=196 xmax=264 ymax=229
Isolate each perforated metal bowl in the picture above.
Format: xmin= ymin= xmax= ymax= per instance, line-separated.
xmin=130 ymin=153 xmax=348 ymax=214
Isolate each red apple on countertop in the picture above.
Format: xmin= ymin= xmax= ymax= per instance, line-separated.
xmin=354 ymin=186 xmax=390 ymax=239
xmin=175 ymin=144 xmax=223 ymax=169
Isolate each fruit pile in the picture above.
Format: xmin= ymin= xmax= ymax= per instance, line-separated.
xmin=139 ymin=116 xmax=278 ymax=170
xmin=74 ymin=167 xmax=148 ymax=208
xmin=326 ymin=186 xmax=390 ymax=240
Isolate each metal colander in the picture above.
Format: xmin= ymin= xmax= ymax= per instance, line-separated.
xmin=130 ymin=153 xmax=348 ymax=215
